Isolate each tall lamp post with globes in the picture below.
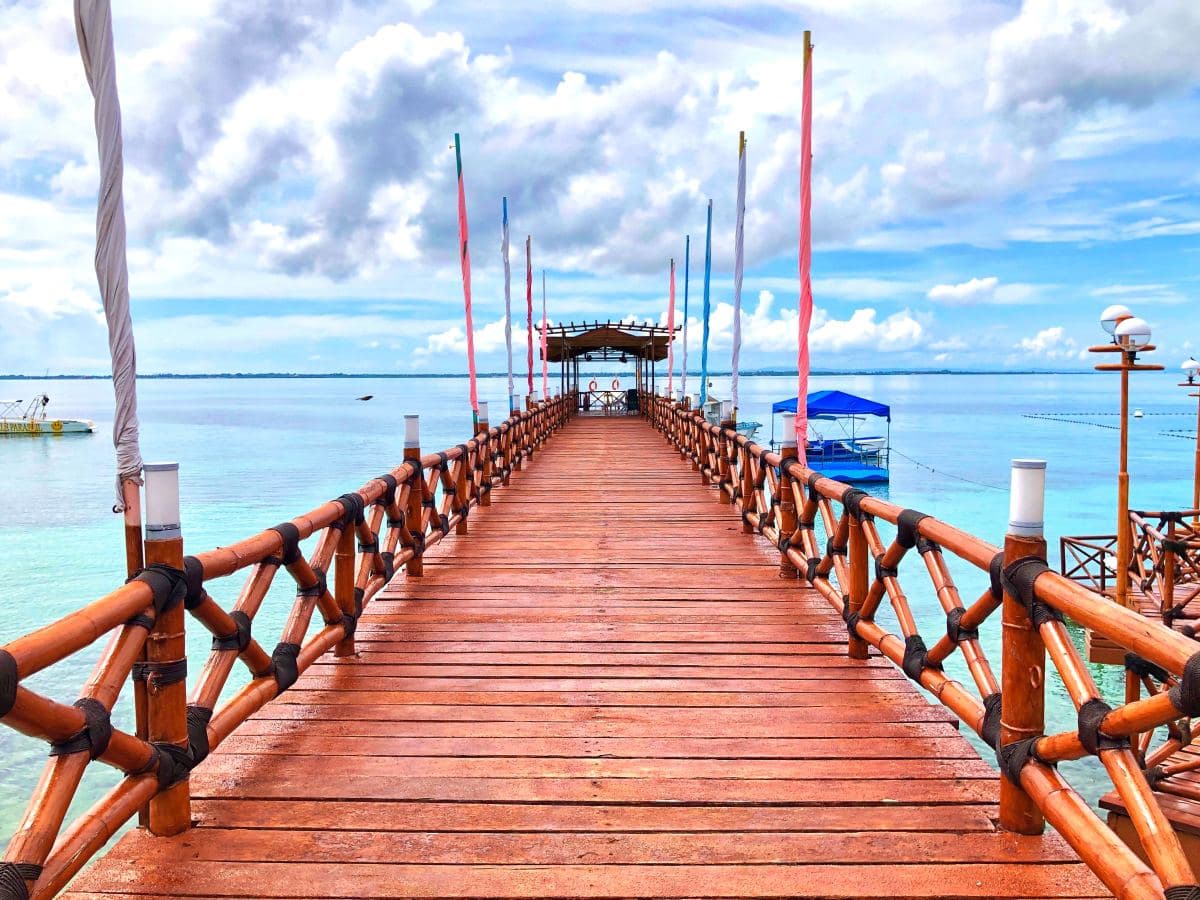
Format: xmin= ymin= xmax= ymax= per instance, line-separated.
xmin=1182 ymin=356 xmax=1200 ymax=521
xmin=1090 ymin=305 xmax=1163 ymax=612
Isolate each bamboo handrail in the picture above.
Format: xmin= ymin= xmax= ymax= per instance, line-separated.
xmin=0 ymin=396 xmax=573 ymax=898
xmin=643 ymin=391 xmax=1200 ymax=899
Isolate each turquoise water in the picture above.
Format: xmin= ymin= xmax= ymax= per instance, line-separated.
xmin=0 ymin=372 xmax=1196 ymax=845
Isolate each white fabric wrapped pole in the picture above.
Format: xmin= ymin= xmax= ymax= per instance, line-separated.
xmin=730 ymin=131 xmax=746 ymax=418
xmin=75 ymin=0 xmax=143 ymax=510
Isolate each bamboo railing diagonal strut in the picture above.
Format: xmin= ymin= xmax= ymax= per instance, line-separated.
xmin=0 ymin=396 xmax=572 ymax=899
xmin=645 ymin=392 xmax=1200 ymax=900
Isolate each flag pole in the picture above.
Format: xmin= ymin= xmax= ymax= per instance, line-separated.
xmin=796 ymin=31 xmax=814 ymax=461
xmin=454 ymin=133 xmax=478 ymax=425
xmin=541 ymin=269 xmax=549 ymax=399
xmin=525 ymin=236 xmax=534 ymax=400
xmin=680 ymin=235 xmax=691 ymax=400
xmin=731 ymin=130 xmax=746 ymax=425
xmin=699 ymin=200 xmax=713 ymax=407
xmin=502 ymin=198 xmax=514 ymax=412
xmin=666 ymin=258 xmax=677 ymax=399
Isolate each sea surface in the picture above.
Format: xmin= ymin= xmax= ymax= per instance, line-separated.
xmin=0 ymin=372 xmax=1196 ymax=845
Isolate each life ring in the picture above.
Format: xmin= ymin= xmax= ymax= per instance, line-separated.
xmin=611 ymin=378 xmax=620 ymax=390
xmin=588 ymin=379 xmax=598 ymax=391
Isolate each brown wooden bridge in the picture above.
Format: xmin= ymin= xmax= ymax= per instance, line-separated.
xmin=5 ymin=396 xmax=1200 ymax=898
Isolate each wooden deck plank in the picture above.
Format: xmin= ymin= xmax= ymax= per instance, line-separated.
xmin=69 ymin=415 xmax=1104 ymax=898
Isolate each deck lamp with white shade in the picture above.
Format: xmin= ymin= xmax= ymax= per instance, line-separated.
xmin=1008 ymin=460 xmax=1046 ymax=538
xmin=143 ymin=462 xmax=181 ymax=541
xmin=1100 ymin=304 xmax=1133 ymax=339
xmin=404 ymin=415 xmax=419 ymax=449
xmin=1183 ymin=357 xmax=1199 ymax=385
xmin=1114 ymin=316 xmax=1151 ymax=351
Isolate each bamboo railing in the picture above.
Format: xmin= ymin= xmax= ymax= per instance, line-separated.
xmin=0 ymin=396 xmax=572 ymax=899
xmin=645 ymin=392 xmax=1200 ymax=900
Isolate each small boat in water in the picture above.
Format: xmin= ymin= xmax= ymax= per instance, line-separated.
xmin=0 ymin=395 xmax=95 ymax=436
xmin=770 ymin=389 xmax=890 ymax=483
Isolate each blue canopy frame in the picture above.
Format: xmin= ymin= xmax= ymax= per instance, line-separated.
xmin=771 ymin=389 xmax=890 ymax=421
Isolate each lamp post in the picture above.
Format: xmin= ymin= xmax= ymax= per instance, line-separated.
xmin=1090 ymin=306 xmax=1163 ymax=610
xmin=1182 ymin=357 xmax=1200 ymax=520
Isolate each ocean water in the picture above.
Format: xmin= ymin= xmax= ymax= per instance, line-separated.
xmin=0 ymin=371 xmax=1196 ymax=846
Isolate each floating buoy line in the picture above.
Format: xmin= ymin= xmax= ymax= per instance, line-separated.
xmin=888 ymin=447 xmax=1005 ymax=491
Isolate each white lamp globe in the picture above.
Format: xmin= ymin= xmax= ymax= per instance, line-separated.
xmin=1100 ymin=304 xmax=1133 ymax=335
xmin=1114 ymin=316 xmax=1151 ymax=349
xmin=1183 ymin=357 xmax=1200 ymax=382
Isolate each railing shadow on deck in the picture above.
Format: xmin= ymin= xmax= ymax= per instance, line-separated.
xmin=644 ymin=391 xmax=1200 ymax=900
xmin=0 ymin=396 xmax=573 ymax=898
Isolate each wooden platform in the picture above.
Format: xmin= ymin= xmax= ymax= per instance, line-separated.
xmin=68 ymin=417 xmax=1106 ymax=898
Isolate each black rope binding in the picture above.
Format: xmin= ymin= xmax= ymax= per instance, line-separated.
xmin=380 ymin=551 xmax=395 ymax=581
xmin=187 ymin=704 xmax=213 ymax=767
xmin=841 ymin=488 xmax=870 ymax=521
xmin=997 ymin=735 xmax=1048 ymax=785
xmin=806 ymin=557 xmax=822 ymax=582
xmin=386 ymin=514 xmax=405 ymax=530
xmin=826 ymin=538 xmax=847 ymax=557
xmin=1125 ymin=652 xmax=1171 ymax=683
xmin=149 ymin=740 xmax=194 ymax=789
xmin=126 ymin=612 xmax=155 ymax=631
xmin=127 ymin=563 xmax=188 ymax=615
xmin=896 ymin=509 xmax=930 ymax=549
xmin=1168 ymin=651 xmax=1200 ymax=718
xmin=375 ymin=473 xmax=398 ymax=506
xmin=1077 ymin=697 xmax=1128 ymax=754
xmin=299 ymin=567 xmax=328 ymax=600
xmin=269 ymin=522 xmax=303 ymax=565
xmin=1002 ymin=556 xmax=1063 ymax=627
xmin=0 ymin=862 xmax=42 ymax=899
xmin=842 ymin=603 xmax=862 ymax=639
xmin=358 ymin=532 xmax=379 ymax=555
xmin=0 ymin=649 xmax=16 ymax=719
xmin=874 ymin=555 xmax=898 ymax=582
xmin=131 ymin=658 xmax=188 ymax=690
xmin=901 ymin=634 xmax=941 ymax=681
xmin=409 ymin=531 xmax=426 ymax=558
xmin=49 ymin=698 xmax=112 ymax=759
xmin=183 ymin=555 xmax=206 ymax=610
xmin=946 ymin=607 xmax=979 ymax=643
xmin=1163 ymin=538 xmax=1191 ymax=555
xmin=916 ymin=536 xmax=940 ymax=555
xmin=212 ymin=610 xmax=252 ymax=653
xmin=989 ymin=551 xmax=1004 ymax=600
xmin=272 ymin=642 xmax=301 ymax=695
xmin=335 ymin=492 xmax=366 ymax=530
xmin=981 ymin=691 xmax=1002 ymax=749
xmin=1164 ymin=886 xmax=1200 ymax=900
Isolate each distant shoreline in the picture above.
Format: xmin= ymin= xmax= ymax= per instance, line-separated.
xmin=1 ymin=369 xmax=1099 ymax=380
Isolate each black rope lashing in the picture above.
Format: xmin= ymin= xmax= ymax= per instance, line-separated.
xmin=374 ymin=473 xmax=398 ymax=507
xmin=997 ymin=735 xmax=1049 ymax=785
xmin=127 ymin=563 xmax=187 ymax=615
xmin=1002 ymin=556 xmax=1062 ymax=627
xmin=901 ymin=634 xmax=941 ymax=681
xmin=187 ymin=704 xmax=213 ymax=767
xmin=874 ymin=555 xmax=898 ymax=582
xmin=421 ymin=496 xmax=436 ymax=509
xmin=1125 ymin=652 xmax=1171 ymax=683
xmin=826 ymin=538 xmax=846 ymax=557
xmin=212 ymin=610 xmax=252 ymax=653
xmin=842 ymin=603 xmax=863 ymax=639
xmin=946 ymin=607 xmax=979 ymax=643
xmin=183 ymin=555 xmax=206 ymax=610
xmin=0 ymin=862 xmax=42 ymax=899
xmin=916 ymin=536 xmax=940 ymax=555
xmin=806 ymin=557 xmax=823 ymax=582
xmin=386 ymin=514 xmax=405 ymax=529
xmin=49 ymin=697 xmax=112 ymax=759
xmin=298 ymin=567 xmax=328 ymax=600
xmin=1168 ymin=651 xmax=1200 ymax=717
xmin=806 ymin=472 xmax=823 ymax=491
xmin=380 ymin=551 xmax=395 ymax=581
xmin=981 ymin=691 xmax=1002 ymax=749
xmin=354 ymin=587 xmax=364 ymax=617
xmin=1077 ymin=697 xmax=1128 ymax=754
xmin=0 ymin=649 xmax=16 ymax=719
xmin=896 ymin=509 xmax=930 ymax=549
xmin=842 ymin=488 xmax=870 ymax=521
xmin=989 ymin=551 xmax=1004 ymax=600
xmin=148 ymin=740 xmax=194 ymax=789
xmin=1164 ymin=538 xmax=1191 ymax=555
xmin=358 ymin=533 xmax=379 ymax=554
xmin=272 ymin=642 xmax=301 ymax=695
xmin=1164 ymin=886 xmax=1200 ymax=900
xmin=335 ymin=492 xmax=366 ymax=530
xmin=269 ymin=522 xmax=303 ymax=565
xmin=777 ymin=532 xmax=793 ymax=554
xmin=408 ymin=531 xmax=426 ymax=558
xmin=126 ymin=612 xmax=155 ymax=631
xmin=131 ymin=658 xmax=187 ymax=690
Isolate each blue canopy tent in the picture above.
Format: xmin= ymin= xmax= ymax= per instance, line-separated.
xmin=771 ymin=390 xmax=891 ymax=483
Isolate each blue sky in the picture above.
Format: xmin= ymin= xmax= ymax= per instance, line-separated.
xmin=1 ymin=0 xmax=1198 ymax=375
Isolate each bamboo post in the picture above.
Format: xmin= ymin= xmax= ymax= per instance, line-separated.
xmin=141 ymin=462 xmax=190 ymax=836
xmin=334 ymin=517 xmax=356 ymax=657
xmin=478 ymin=401 xmax=492 ymax=508
xmin=847 ymin=512 xmax=870 ymax=660
xmin=717 ymin=402 xmax=733 ymax=505
xmin=778 ymin=413 xmax=798 ymax=578
xmin=122 ymin=477 xmax=149 ymax=826
xmin=404 ymin=415 xmax=423 ymax=577
xmin=740 ymin=445 xmax=755 ymax=534
xmin=1000 ymin=459 xmax=1047 ymax=835
xmin=454 ymin=440 xmax=469 ymax=536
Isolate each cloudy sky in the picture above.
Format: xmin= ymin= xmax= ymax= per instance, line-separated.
xmin=1 ymin=0 xmax=1198 ymax=375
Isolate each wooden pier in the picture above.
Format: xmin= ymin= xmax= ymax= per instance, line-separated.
xmin=8 ymin=392 xmax=1200 ymax=898
xmin=61 ymin=417 xmax=1099 ymax=897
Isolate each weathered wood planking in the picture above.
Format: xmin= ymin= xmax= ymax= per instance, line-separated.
xmin=68 ymin=416 xmax=1105 ymax=898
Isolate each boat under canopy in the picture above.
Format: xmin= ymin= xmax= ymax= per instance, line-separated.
xmin=771 ymin=389 xmax=890 ymax=483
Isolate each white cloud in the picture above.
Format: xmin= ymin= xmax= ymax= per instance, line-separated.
xmin=1014 ymin=325 xmax=1085 ymax=361
xmin=927 ymin=276 xmax=998 ymax=304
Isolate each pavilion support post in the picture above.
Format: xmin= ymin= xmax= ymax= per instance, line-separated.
xmin=1000 ymin=459 xmax=1047 ymax=835
xmin=141 ymin=462 xmax=191 ymax=837
xmin=404 ymin=416 xmax=424 ymax=577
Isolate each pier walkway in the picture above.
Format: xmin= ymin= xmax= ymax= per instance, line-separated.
xmin=66 ymin=417 xmax=1102 ymax=898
